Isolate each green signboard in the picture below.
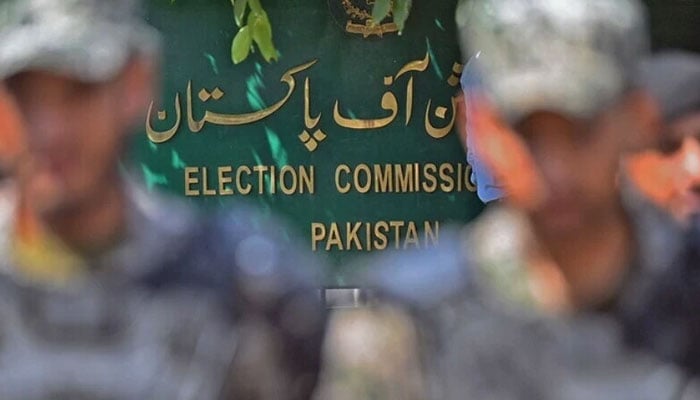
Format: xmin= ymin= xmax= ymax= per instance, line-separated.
xmin=132 ymin=0 xmax=485 ymax=285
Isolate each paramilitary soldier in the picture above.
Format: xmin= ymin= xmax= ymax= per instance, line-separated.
xmin=0 ymin=1 xmax=326 ymax=399
xmin=316 ymin=1 xmax=699 ymax=399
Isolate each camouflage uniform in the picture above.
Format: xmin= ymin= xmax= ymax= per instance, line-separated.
xmin=0 ymin=182 xmax=325 ymax=400
xmin=624 ymin=51 xmax=700 ymax=376
xmin=318 ymin=188 xmax=696 ymax=400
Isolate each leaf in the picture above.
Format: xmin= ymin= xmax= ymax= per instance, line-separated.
xmin=251 ymin=12 xmax=277 ymax=62
xmin=233 ymin=0 xmax=248 ymax=27
xmin=231 ymin=25 xmax=252 ymax=64
xmin=392 ymin=0 xmax=412 ymax=33
xmin=251 ymin=12 xmax=272 ymax=43
xmin=247 ymin=0 xmax=263 ymax=14
xmin=371 ymin=0 xmax=392 ymax=25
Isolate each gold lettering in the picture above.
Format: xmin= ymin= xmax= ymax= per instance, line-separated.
xmin=185 ymin=60 xmax=318 ymax=131
xmin=395 ymin=52 xmax=430 ymax=78
xmin=346 ymin=222 xmax=363 ymax=250
xmin=389 ymin=220 xmax=405 ymax=249
xmin=424 ymin=96 xmax=457 ymax=139
xmin=413 ymin=162 xmax=420 ymax=191
xmin=394 ymin=164 xmax=414 ymax=192
xmin=405 ymin=77 xmax=414 ymax=125
xmin=202 ymin=167 xmax=216 ymax=196
xmin=439 ymin=163 xmax=455 ymax=192
xmin=303 ymin=78 xmax=321 ymax=129
xmin=354 ymin=164 xmax=372 ymax=194
xmin=280 ymin=166 xmax=297 ymax=195
xmin=237 ymin=166 xmax=252 ymax=195
xmin=365 ymin=222 xmax=372 ymax=251
xmin=333 ymin=88 xmax=399 ymax=130
xmin=253 ymin=165 xmax=268 ymax=194
xmin=422 ymin=163 xmax=438 ymax=193
xmin=373 ymin=164 xmax=392 ymax=193
xmin=326 ymin=223 xmax=343 ymax=251
xmin=404 ymin=221 xmax=419 ymax=249
xmin=146 ymin=94 xmax=181 ymax=144
xmin=464 ymin=164 xmax=476 ymax=192
xmin=311 ymin=223 xmax=326 ymax=251
xmin=270 ymin=165 xmax=277 ymax=194
xmin=185 ymin=167 xmax=199 ymax=196
xmin=373 ymin=221 xmax=389 ymax=250
xmin=457 ymin=163 xmax=463 ymax=192
xmin=299 ymin=166 xmax=314 ymax=194
xmin=345 ymin=21 xmax=400 ymax=38
xmin=335 ymin=164 xmax=351 ymax=194
xmin=424 ymin=221 xmax=439 ymax=245
xmin=308 ymin=220 xmax=442 ymax=253
xmin=218 ymin=166 xmax=233 ymax=195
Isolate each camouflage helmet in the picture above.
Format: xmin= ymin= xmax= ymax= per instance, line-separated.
xmin=456 ymin=0 xmax=649 ymax=123
xmin=640 ymin=50 xmax=700 ymax=123
xmin=0 ymin=0 xmax=160 ymax=82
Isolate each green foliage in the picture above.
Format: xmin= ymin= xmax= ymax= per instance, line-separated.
xmin=392 ymin=0 xmax=412 ymax=32
xmin=230 ymin=0 xmax=278 ymax=64
xmin=231 ymin=25 xmax=252 ymax=64
xmin=371 ymin=0 xmax=392 ymax=23
xmin=371 ymin=0 xmax=413 ymax=34
xmin=177 ymin=0 xmax=414 ymax=66
xmin=233 ymin=0 xmax=247 ymax=25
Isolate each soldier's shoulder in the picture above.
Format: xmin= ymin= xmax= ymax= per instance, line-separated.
xmin=366 ymin=206 xmax=532 ymax=311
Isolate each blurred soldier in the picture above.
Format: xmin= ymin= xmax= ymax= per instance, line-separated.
xmin=0 ymin=1 xmax=325 ymax=399
xmin=317 ymin=1 xmax=697 ymax=399
xmin=621 ymin=51 xmax=700 ymax=376
xmin=625 ymin=51 xmax=700 ymax=226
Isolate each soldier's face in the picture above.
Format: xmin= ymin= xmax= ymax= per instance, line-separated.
xmin=663 ymin=112 xmax=700 ymax=223
xmin=626 ymin=111 xmax=700 ymax=224
xmin=514 ymin=110 xmax=624 ymax=237
xmin=6 ymin=70 xmax=128 ymax=215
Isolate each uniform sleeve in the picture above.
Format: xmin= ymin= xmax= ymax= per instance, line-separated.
xmin=313 ymin=304 xmax=427 ymax=400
